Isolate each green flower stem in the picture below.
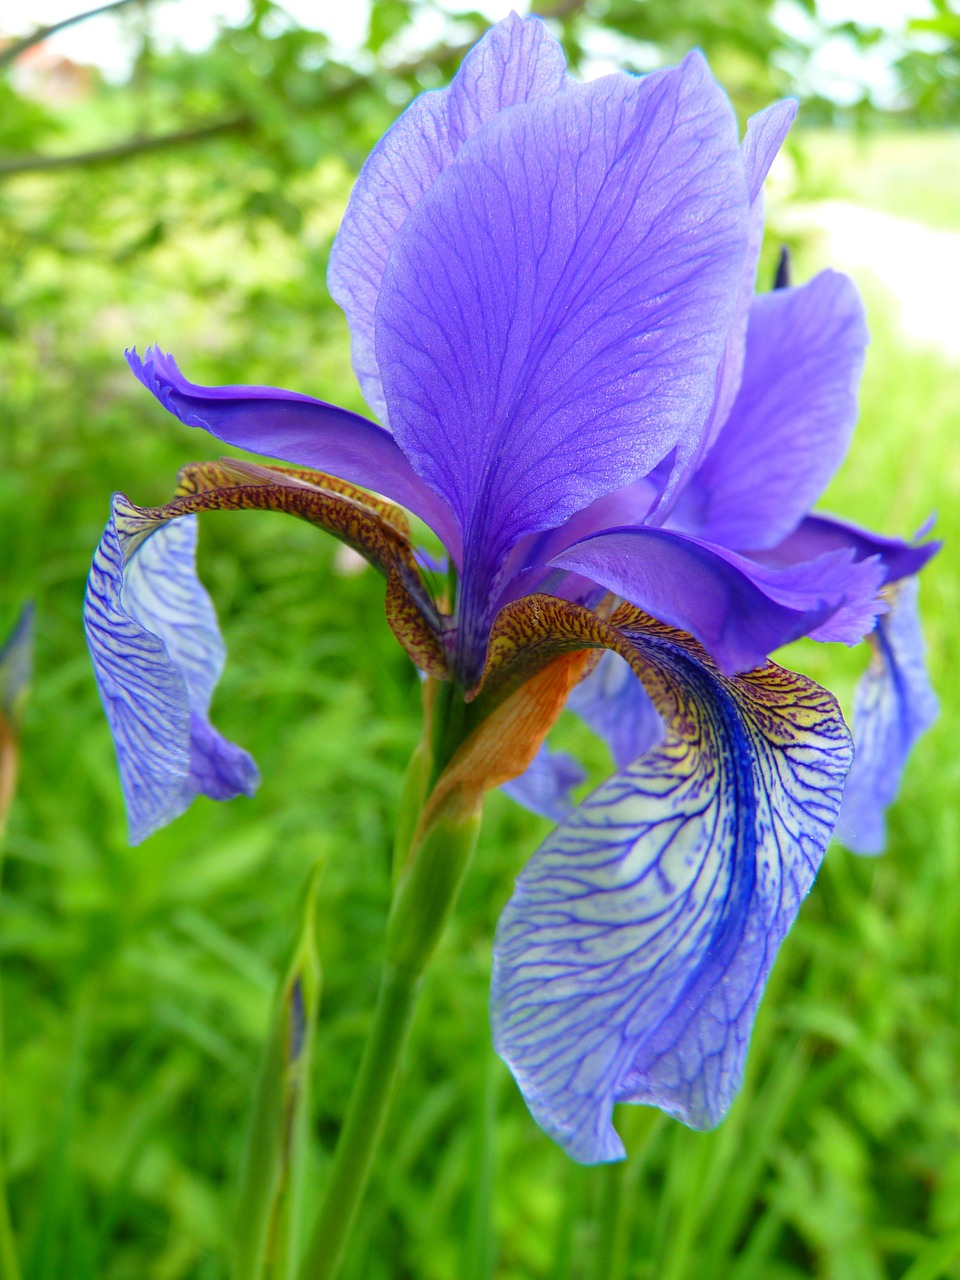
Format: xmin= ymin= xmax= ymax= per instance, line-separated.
xmin=591 ymin=1107 xmax=662 ymax=1280
xmin=0 ymin=820 xmax=22 ymax=1280
xmin=295 ymin=797 xmax=481 ymax=1280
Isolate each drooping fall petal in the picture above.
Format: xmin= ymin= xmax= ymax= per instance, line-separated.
xmin=84 ymin=498 xmax=259 ymax=844
xmin=838 ymin=577 xmax=938 ymax=854
xmin=493 ymin=614 xmax=852 ymax=1162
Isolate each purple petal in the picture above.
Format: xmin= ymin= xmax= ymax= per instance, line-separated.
xmin=0 ymin=602 xmax=34 ymax=724
xmin=672 ymin=272 xmax=868 ymax=550
xmin=567 ymin=651 xmax=663 ymax=769
xmin=838 ymin=577 xmax=938 ymax=855
xmin=84 ymin=495 xmax=259 ymax=844
xmin=328 ymin=13 xmax=567 ymax=422
xmin=501 ymin=743 xmax=587 ymax=823
xmin=127 ymin=347 xmax=460 ymax=554
xmin=765 ymin=513 xmax=940 ymax=585
xmin=655 ymin=99 xmax=797 ymax=512
xmin=550 ymin=526 xmax=884 ymax=674
xmin=376 ymin=52 xmax=750 ymax=674
xmin=493 ymin=632 xmax=851 ymax=1161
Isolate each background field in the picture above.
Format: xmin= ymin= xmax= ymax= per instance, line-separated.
xmin=1 ymin=2 xmax=958 ymax=1277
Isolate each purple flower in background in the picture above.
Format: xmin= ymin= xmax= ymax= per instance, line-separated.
xmin=85 ymin=15 xmax=937 ymax=1162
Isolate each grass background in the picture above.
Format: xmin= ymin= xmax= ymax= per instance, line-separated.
xmin=1 ymin=128 xmax=958 ymax=1280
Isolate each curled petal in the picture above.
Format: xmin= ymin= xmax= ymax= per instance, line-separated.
xmin=84 ymin=498 xmax=259 ymax=844
xmin=501 ymin=743 xmax=586 ymax=823
xmin=493 ymin=614 xmax=852 ymax=1162
xmin=550 ymin=526 xmax=884 ymax=675
xmin=127 ymin=347 xmax=460 ymax=554
xmin=160 ymin=461 xmax=448 ymax=678
xmin=765 ymin=513 xmax=940 ymax=585
xmin=377 ymin=52 xmax=750 ymax=675
xmin=328 ymin=12 xmax=567 ymax=421
xmin=839 ymin=577 xmax=938 ymax=855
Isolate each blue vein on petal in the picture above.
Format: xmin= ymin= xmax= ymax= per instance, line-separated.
xmin=84 ymin=496 xmax=259 ymax=844
xmin=491 ymin=636 xmax=851 ymax=1163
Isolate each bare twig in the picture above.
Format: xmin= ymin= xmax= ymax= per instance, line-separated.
xmin=0 ymin=0 xmax=155 ymax=69
xmin=0 ymin=116 xmax=251 ymax=176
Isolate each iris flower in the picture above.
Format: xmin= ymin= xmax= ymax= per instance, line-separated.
xmin=85 ymin=16 xmax=937 ymax=1163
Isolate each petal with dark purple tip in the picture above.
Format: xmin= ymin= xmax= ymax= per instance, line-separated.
xmin=838 ymin=577 xmax=938 ymax=855
xmin=492 ymin=626 xmax=851 ymax=1162
xmin=127 ymin=347 xmax=460 ymax=553
xmin=328 ymin=13 xmax=567 ymax=422
xmin=764 ymin=513 xmax=940 ymax=585
xmin=550 ymin=526 xmax=883 ymax=675
xmin=84 ymin=496 xmax=258 ymax=844
xmin=376 ymin=53 xmax=750 ymax=670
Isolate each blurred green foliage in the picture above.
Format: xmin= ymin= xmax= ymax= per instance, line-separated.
xmin=0 ymin=2 xmax=958 ymax=1277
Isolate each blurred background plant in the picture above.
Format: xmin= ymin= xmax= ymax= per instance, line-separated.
xmin=0 ymin=1 xmax=958 ymax=1277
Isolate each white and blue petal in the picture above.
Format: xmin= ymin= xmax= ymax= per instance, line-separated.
xmin=838 ymin=577 xmax=938 ymax=855
xmin=84 ymin=495 xmax=258 ymax=844
xmin=492 ymin=621 xmax=851 ymax=1163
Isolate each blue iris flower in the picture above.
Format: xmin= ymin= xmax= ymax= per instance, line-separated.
xmin=84 ymin=15 xmax=938 ymax=1162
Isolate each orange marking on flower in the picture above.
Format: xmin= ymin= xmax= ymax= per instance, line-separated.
xmin=420 ymin=648 xmax=592 ymax=831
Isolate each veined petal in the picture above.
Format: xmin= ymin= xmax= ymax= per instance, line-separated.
xmin=328 ymin=13 xmax=567 ymax=422
xmin=838 ymin=577 xmax=938 ymax=855
xmin=672 ymin=272 xmax=868 ymax=550
xmin=550 ymin=526 xmax=884 ymax=675
xmin=127 ymin=347 xmax=460 ymax=554
xmin=501 ymin=743 xmax=587 ymax=823
xmin=492 ymin=614 xmax=852 ymax=1162
xmin=84 ymin=497 xmax=258 ymax=844
xmin=377 ymin=52 xmax=750 ymax=676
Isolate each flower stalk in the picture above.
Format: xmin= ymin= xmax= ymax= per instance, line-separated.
xmin=295 ymin=703 xmax=482 ymax=1280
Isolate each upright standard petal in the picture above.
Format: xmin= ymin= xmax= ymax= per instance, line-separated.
xmin=672 ymin=272 xmax=868 ymax=551
xmin=493 ymin=615 xmax=852 ymax=1162
xmin=376 ymin=52 xmax=750 ymax=673
xmin=127 ymin=348 xmax=460 ymax=554
xmin=327 ymin=13 xmax=567 ymax=422
xmin=84 ymin=496 xmax=259 ymax=844
xmin=838 ymin=577 xmax=938 ymax=855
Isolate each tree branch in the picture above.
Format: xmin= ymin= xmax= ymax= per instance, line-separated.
xmin=0 ymin=0 xmax=156 ymax=69
xmin=0 ymin=116 xmax=251 ymax=176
